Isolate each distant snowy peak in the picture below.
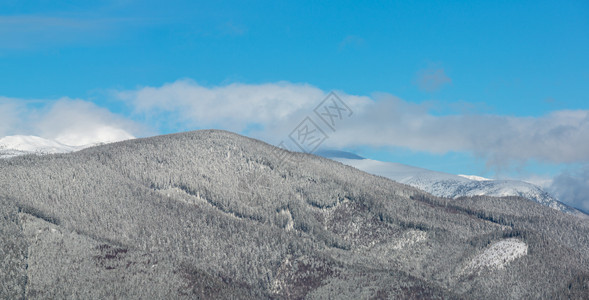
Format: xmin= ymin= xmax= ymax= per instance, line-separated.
xmin=0 ymin=135 xmax=71 ymax=151
xmin=331 ymin=157 xmax=585 ymax=217
xmin=458 ymin=174 xmax=492 ymax=181
xmin=0 ymin=135 xmax=128 ymax=159
xmin=0 ymin=136 xmax=77 ymax=159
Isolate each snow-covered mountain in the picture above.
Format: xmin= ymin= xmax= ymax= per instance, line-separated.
xmin=0 ymin=135 xmax=128 ymax=159
xmin=2 ymin=130 xmax=588 ymax=298
xmin=319 ymin=151 xmax=585 ymax=217
xmin=2 ymin=136 xmax=584 ymax=217
xmin=0 ymin=136 xmax=80 ymax=159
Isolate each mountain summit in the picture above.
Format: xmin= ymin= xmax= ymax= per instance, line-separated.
xmin=1 ymin=130 xmax=588 ymax=299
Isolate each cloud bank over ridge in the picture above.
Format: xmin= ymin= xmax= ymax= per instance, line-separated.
xmin=118 ymin=80 xmax=589 ymax=166
xmin=114 ymin=80 xmax=589 ymax=211
xmin=2 ymin=80 xmax=587 ymax=210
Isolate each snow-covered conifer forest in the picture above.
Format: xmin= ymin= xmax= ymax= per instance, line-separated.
xmin=1 ymin=130 xmax=588 ymax=299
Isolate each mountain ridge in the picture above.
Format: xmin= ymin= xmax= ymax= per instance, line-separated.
xmin=1 ymin=129 xmax=588 ymax=298
xmin=326 ymin=156 xmax=585 ymax=217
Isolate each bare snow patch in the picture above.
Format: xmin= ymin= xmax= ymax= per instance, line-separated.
xmin=463 ymin=238 xmax=527 ymax=274
xmin=278 ymin=209 xmax=294 ymax=231
xmin=391 ymin=230 xmax=427 ymax=250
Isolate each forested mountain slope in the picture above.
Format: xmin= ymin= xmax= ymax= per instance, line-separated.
xmin=1 ymin=130 xmax=588 ymax=299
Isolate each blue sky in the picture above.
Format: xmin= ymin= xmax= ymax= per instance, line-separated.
xmin=1 ymin=1 xmax=589 ymax=208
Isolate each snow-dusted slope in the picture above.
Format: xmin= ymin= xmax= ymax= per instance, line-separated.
xmin=330 ymin=156 xmax=584 ymax=216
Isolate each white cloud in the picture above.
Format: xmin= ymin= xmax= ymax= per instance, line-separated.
xmin=0 ymin=97 xmax=25 ymax=136
xmin=415 ymin=67 xmax=452 ymax=92
xmin=118 ymin=79 xmax=371 ymax=134
xmin=548 ymin=165 xmax=589 ymax=212
xmin=118 ymin=80 xmax=589 ymax=167
xmin=329 ymin=95 xmax=589 ymax=166
xmin=0 ymin=97 xmax=141 ymax=146
xmin=34 ymin=99 xmax=139 ymax=146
